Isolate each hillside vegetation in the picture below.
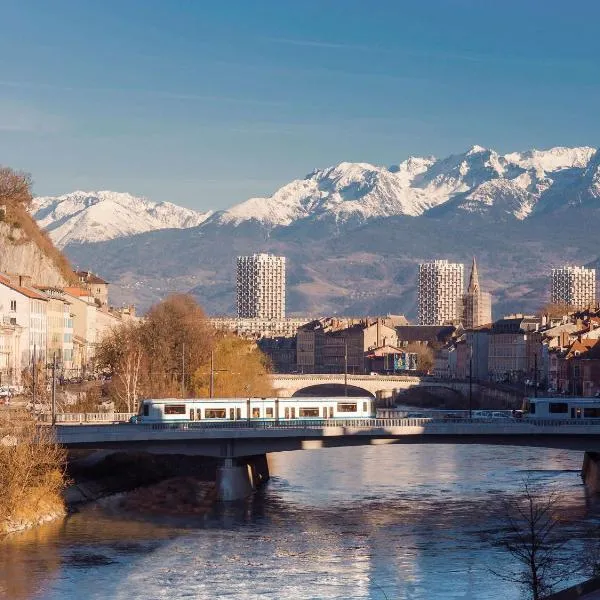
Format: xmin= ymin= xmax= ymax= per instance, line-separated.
xmin=0 ymin=167 xmax=76 ymax=285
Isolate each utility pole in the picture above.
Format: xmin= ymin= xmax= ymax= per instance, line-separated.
xmin=32 ymin=344 xmax=36 ymax=408
xmin=51 ymin=353 xmax=57 ymax=426
xmin=533 ymin=351 xmax=538 ymax=398
xmin=209 ymin=350 xmax=214 ymax=399
xmin=468 ymin=346 xmax=473 ymax=419
xmin=181 ymin=342 xmax=186 ymax=398
xmin=344 ymin=340 xmax=348 ymax=397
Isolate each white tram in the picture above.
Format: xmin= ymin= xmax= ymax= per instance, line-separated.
xmin=135 ymin=397 xmax=376 ymax=423
xmin=523 ymin=397 xmax=600 ymax=420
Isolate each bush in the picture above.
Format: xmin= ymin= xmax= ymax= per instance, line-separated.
xmin=0 ymin=411 xmax=67 ymax=533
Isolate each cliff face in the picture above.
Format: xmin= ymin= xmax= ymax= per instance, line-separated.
xmin=0 ymin=221 xmax=70 ymax=286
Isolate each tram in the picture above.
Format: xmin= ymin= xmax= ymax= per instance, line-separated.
xmin=135 ymin=397 xmax=376 ymax=423
xmin=522 ymin=397 xmax=600 ymax=420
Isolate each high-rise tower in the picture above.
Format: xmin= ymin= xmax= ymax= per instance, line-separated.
xmin=551 ymin=265 xmax=596 ymax=309
xmin=417 ymin=260 xmax=464 ymax=325
xmin=461 ymin=257 xmax=492 ymax=328
xmin=236 ymin=253 xmax=286 ymax=319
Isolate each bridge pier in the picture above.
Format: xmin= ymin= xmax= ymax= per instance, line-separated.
xmin=216 ymin=454 xmax=270 ymax=502
xmin=582 ymin=451 xmax=600 ymax=494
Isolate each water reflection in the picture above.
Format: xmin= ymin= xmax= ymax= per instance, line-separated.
xmin=0 ymin=444 xmax=595 ymax=600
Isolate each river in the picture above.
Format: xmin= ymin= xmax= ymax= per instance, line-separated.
xmin=1 ymin=444 xmax=598 ymax=600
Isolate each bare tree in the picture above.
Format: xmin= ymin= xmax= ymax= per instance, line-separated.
xmin=492 ymin=479 xmax=572 ymax=600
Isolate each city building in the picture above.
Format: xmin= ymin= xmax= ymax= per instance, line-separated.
xmin=236 ymin=253 xmax=286 ymax=319
xmin=461 ymin=258 xmax=492 ymax=328
xmin=76 ymin=270 xmax=109 ymax=308
xmin=38 ymin=287 xmax=74 ymax=373
xmin=0 ymin=274 xmax=48 ymax=373
xmin=551 ymin=265 xmax=596 ymax=309
xmin=210 ymin=316 xmax=311 ymax=339
xmin=418 ymin=260 xmax=464 ymax=325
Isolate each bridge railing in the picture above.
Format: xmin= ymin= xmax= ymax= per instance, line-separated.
xmin=54 ymin=416 xmax=600 ymax=431
xmin=39 ymin=412 xmax=136 ymax=424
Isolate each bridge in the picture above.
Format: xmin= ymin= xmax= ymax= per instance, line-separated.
xmin=270 ymin=374 xmax=471 ymax=398
xmin=56 ymin=418 xmax=600 ymax=501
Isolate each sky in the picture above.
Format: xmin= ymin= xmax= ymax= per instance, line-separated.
xmin=1 ymin=0 xmax=599 ymax=212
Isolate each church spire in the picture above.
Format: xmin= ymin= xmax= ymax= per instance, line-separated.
xmin=467 ymin=257 xmax=480 ymax=294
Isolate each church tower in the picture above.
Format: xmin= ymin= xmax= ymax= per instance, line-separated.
xmin=462 ymin=257 xmax=492 ymax=328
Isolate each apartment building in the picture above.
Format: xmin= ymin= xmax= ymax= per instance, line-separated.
xmin=0 ymin=274 xmax=48 ymax=374
xmin=236 ymin=254 xmax=286 ymax=319
xmin=39 ymin=287 xmax=74 ymax=373
xmin=551 ymin=266 xmax=596 ymax=309
xmin=210 ymin=316 xmax=311 ymax=339
xmin=418 ymin=260 xmax=464 ymax=325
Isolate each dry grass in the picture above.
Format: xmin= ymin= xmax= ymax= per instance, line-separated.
xmin=0 ymin=411 xmax=68 ymax=534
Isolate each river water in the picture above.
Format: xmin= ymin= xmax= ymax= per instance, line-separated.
xmin=1 ymin=444 xmax=599 ymax=600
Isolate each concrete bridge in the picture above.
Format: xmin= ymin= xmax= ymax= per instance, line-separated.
xmin=270 ymin=374 xmax=471 ymax=397
xmin=57 ymin=418 xmax=600 ymax=500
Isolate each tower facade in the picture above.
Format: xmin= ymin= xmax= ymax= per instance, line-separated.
xmin=551 ymin=266 xmax=596 ymax=309
xmin=418 ymin=260 xmax=464 ymax=325
xmin=461 ymin=257 xmax=492 ymax=328
xmin=236 ymin=254 xmax=286 ymax=319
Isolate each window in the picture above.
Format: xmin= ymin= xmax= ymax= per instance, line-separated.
xmin=299 ymin=407 xmax=320 ymax=417
xmin=337 ymin=403 xmax=358 ymax=413
xmin=164 ymin=404 xmax=186 ymax=415
xmin=196 ymin=409 xmax=202 ymax=420
xmin=230 ymin=408 xmax=235 ymax=420
xmin=584 ymin=408 xmax=600 ymax=418
xmin=10 ymin=300 xmax=16 ymax=311
xmin=143 ymin=404 xmax=149 ymax=416
xmin=252 ymin=407 xmax=260 ymax=418
xmin=266 ymin=407 xmax=273 ymax=418
xmin=205 ymin=408 xmax=226 ymax=419
xmin=236 ymin=408 xmax=242 ymax=420
xmin=363 ymin=402 xmax=368 ymax=413
xmin=284 ymin=407 xmax=290 ymax=419
xmin=189 ymin=409 xmax=195 ymax=421
xmin=549 ymin=402 xmax=568 ymax=414
xmin=323 ymin=407 xmax=328 ymax=418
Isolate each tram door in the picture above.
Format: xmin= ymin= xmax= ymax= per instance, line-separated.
xmin=291 ymin=407 xmax=296 ymax=419
xmin=229 ymin=408 xmax=235 ymax=420
xmin=329 ymin=406 xmax=334 ymax=418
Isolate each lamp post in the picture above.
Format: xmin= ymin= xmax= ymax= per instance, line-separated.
xmin=468 ymin=346 xmax=473 ymax=419
xmin=344 ymin=340 xmax=348 ymax=397
xmin=51 ymin=353 xmax=57 ymax=426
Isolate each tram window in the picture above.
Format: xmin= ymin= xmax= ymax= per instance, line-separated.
xmin=584 ymin=408 xmax=600 ymax=418
xmin=205 ymin=408 xmax=227 ymax=419
xmin=285 ymin=407 xmax=290 ymax=419
xmin=363 ymin=402 xmax=368 ymax=413
xmin=329 ymin=406 xmax=334 ymax=418
xmin=549 ymin=402 xmax=568 ymax=414
xmin=236 ymin=407 xmax=242 ymax=420
xmin=189 ymin=409 xmax=194 ymax=421
xmin=164 ymin=404 xmax=186 ymax=415
xmin=252 ymin=407 xmax=260 ymax=418
xmin=143 ymin=404 xmax=149 ymax=416
xmin=266 ymin=407 xmax=273 ymax=418
xmin=196 ymin=409 xmax=202 ymax=420
xmin=529 ymin=402 xmax=536 ymax=414
xmin=337 ymin=403 xmax=358 ymax=413
xmin=299 ymin=408 xmax=319 ymax=417
xmin=323 ymin=407 xmax=327 ymax=418
xmin=291 ymin=407 xmax=296 ymax=419
xmin=230 ymin=408 xmax=235 ymax=420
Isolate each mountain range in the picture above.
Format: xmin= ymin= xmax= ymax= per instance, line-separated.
xmin=31 ymin=145 xmax=600 ymax=320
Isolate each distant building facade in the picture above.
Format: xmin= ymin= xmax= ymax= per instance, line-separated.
xmin=210 ymin=316 xmax=311 ymax=339
xmin=461 ymin=258 xmax=492 ymax=328
xmin=418 ymin=260 xmax=464 ymax=325
xmin=236 ymin=254 xmax=286 ymax=319
xmin=76 ymin=270 xmax=109 ymax=308
xmin=551 ymin=265 xmax=596 ymax=309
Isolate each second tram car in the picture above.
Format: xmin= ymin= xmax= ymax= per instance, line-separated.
xmin=136 ymin=397 xmax=376 ymax=423
xmin=523 ymin=397 xmax=600 ymax=420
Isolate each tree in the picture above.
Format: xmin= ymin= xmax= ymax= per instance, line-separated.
xmin=538 ymin=302 xmax=573 ymax=319
xmin=0 ymin=167 xmax=32 ymax=207
xmin=192 ymin=335 xmax=275 ymax=398
xmin=492 ymin=479 xmax=572 ymax=599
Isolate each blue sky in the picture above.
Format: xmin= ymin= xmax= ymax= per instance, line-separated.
xmin=1 ymin=0 xmax=599 ymax=211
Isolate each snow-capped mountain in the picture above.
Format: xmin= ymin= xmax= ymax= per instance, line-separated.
xmin=209 ymin=145 xmax=597 ymax=229
xmin=35 ymin=144 xmax=600 ymax=319
xmin=31 ymin=190 xmax=211 ymax=247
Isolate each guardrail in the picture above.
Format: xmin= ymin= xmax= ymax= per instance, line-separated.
xmin=39 ymin=412 xmax=135 ymax=424
xmin=54 ymin=417 xmax=600 ymax=430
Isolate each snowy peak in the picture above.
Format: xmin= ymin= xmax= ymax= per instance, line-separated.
xmin=31 ymin=190 xmax=211 ymax=247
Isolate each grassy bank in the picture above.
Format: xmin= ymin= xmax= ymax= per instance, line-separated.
xmin=0 ymin=412 xmax=67 ymax=534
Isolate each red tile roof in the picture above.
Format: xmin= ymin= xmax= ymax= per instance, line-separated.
xmin=0 ymin=274 xmax=49 ymax=300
